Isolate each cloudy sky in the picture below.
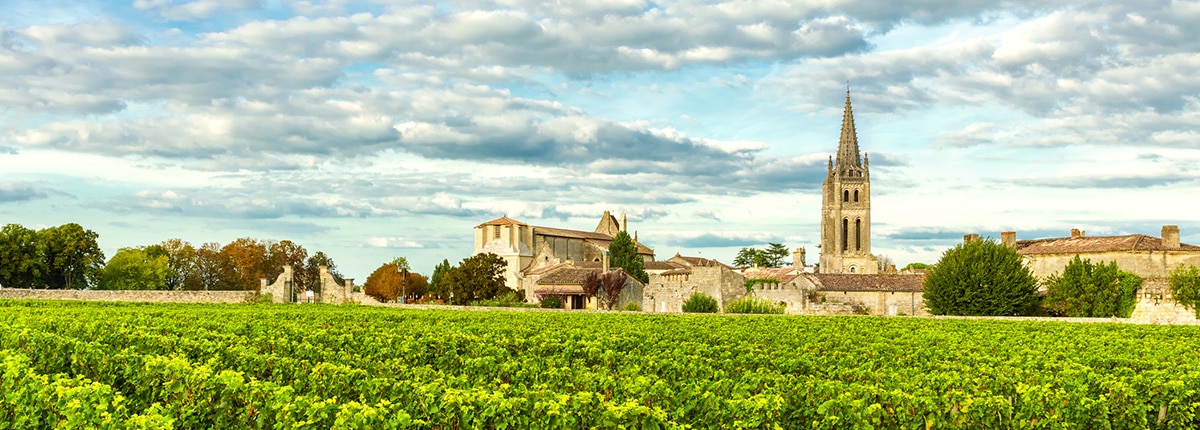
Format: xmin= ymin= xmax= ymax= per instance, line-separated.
xmin=2 ymin=0 xmax=1198 ymax=280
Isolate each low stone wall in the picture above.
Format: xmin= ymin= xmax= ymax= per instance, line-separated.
xmin=0 ymin=287 xmax=253 ymax=304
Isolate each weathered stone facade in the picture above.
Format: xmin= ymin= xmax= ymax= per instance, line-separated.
xmin=820 ymin=88 xmax=878 ymax=274
xmin=0 ymin=287 xmax=253 ymax=303
xmin=644 ymin=255 xmax=746 ymax=312
xmin=474 ymin=211 xmax=655 ymax=300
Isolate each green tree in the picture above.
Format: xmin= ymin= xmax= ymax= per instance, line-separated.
xmin=1169 ymin=264 xmax=1200 ymax=318
xmin=97 ymin=247 xmax=171 ymax=290
xmin=765 ymin=243 xmax=789 ymax=267
xmin=0 ymin=224 xmax=44 ymax=288
xmin=195 ymin=242 xmax=233 ymax=290
xmin=923 ymin=238 xmax=1038 ymax=316
xmin=266 ymin=240 xmax=308 ymax=288
xmin=161 ymin=238 xmax=201 ymax=290
xmin=429 ymin=259 xmax=451 ymax=299
xmin=441 ymin=253 xmax=512 ymax=305
xmin=38 ymin=223 xmax=105 ymax=290
xmin=1043 ymin=256 xmax=1141 ymax=318
xmin=733 ymin=247 xmax=770 ymax=268
xmin=391 ymin=257 xmax=411 ymax=272
xmin=902 ymin=262 xmax=934 ymax=272
xmin=608 ymin=231 xmax=648 ymax=283
xmin=304 ymin=251 xmax=343 ymax=293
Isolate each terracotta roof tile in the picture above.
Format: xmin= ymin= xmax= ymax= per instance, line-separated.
xmin=476 ymin=216 xmax=528 ymax=228
xmin=741 ymin=267 xmax=802 ymax=284
xmin=806 ymin=273 xmax=925 ymax=292
xmin=1016 ymin=234 xmax=1200 ymax=255
xmin=536 ymin=267 xmax=601 ymax=286
xmin=645 ymin=261 xmax=685 ymax=271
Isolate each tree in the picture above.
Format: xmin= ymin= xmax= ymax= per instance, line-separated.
xmin=364 ymin=263 xmax=429 ymax=302
xmin=582 ymin=271 xmax=601 ymax=297
xmin=1169 ymin=264 xmax=1200 ymax=317
xmin=440 ymin=253 xmax=512 ymax=305
xmin=221 ymin=237 xmax=268 ymax=291
xmin=391 ymin=257 xmax=411 ymax=271
xmin=429 ymin=259 xmax=451 ymax=299
xmin=266 ymin=240 xmax=307 ymax=288
xmin=97 ymin=247 xmax=171 ymax=290
xmin=38 ymin=223 xmax=105 ymax=290
xmin=733 ymin=247 xmax=770 ymax=268
xmin=609 ymin=231 xmax=648 ymax=283
xmin=0 ymin=224 xmax=44 ymax=288
xmin=923 ymin=238 xmax=1039 ymax=316
xmin=1043 ymin=256 xmax=1141 ymax=318
xmin=877 ymin=254 xmax=895 ymax=273
xmin=902 ymin=262 xmax=934 ymax=272
xmin=161 ymin=238 xmax=201 ymax=290
xmin=600 ymin=270 xmax=628 ymax=310
xmin=195 ymin=242 xmax=234 ymax=290
xmin=765 ymin=243 xmax=789 ymax=267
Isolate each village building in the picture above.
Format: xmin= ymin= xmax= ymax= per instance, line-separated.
xmin=644 ymin=253 xmax=746 ymax=313
xmin=473 ymin=211 xmax=654 ymax=307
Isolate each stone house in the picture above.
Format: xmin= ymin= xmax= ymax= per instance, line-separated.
xmin=473 ymin=211 xmax=655 ymax=302
xmin=526 ymin=261 xmax=645 ymax=310
xmin=741 ymin=266 xmax=927 ymax=316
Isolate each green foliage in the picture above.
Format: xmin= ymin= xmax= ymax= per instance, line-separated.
xmin=0 ymin=224 xmax=44 ymax=288
xmin=743 ymin=277 xmax=780 ymax=292
xmin=442 ymin=253 xmax=514 ymax=305
xmin=390 ymin=257 xmax=411 ymax=272
xmin=724 ymin=296 xmax=785 ymax=314
xmin=304 ymin=251 xmax=343 ymax=293
xmin=923 ymin=238 xmax=1039 ymax=316
xmin=902 ymin=262 xmax=934 ymax=272
xmin=37 ymin=223 xmax=105 ymax=290
xmin=1169 ymin=264 xmax=1200 ymax=318
xmin=734 ymin=243 xmax=789 ymax=268
xmin=608 ymin=231 xmax=648 ymax=283
xmin=623 ymin=302 xmax=642 ymax=312
xmin=6 ymin=301 xmax=1200 ymax=428
xmin=470 ymin=291 xmax=534 ymax=308
xmin=429 ymin=259 xmax=451 ymax=298
xmin=97 ymin=247 xmax=171 ymax=290
xmin=539 ymin=295 xmax=563 ymax=309
xmin=681 ymin=292 xmax=719 ymax=313
xmin=1043 ymin=256 xmax=1142 ymax=318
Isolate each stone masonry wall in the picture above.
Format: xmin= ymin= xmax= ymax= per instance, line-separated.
xmin=644 ymin=266 xmax=745 ymax=313
xmin=0 ymin=287 xmax=252 ymax=303
xmin=1025 ymin=251 xmax=1200 ymax=281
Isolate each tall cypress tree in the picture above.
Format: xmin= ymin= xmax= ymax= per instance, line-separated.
xmin=608 ymin=231 xmax=648 ymax=283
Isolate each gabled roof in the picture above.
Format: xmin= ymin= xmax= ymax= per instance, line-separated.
xmin=1016 ymin=234 xmax=1200 ymax=255
xmin=533 ymin=226 xmax=655 ymax=255
xmin=741 ymin=267 xmax=802 ymax=284
xmin=805 ymin=273 xmax=925 ymax=292
xmin=645 ymin=261 xmax=686 ymax=271
xmin=476 ymin=216 xmax=528 ymax=228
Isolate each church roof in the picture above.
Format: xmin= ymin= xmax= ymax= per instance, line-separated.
xmin=475 ymin=216 xmax=528 ymax=228
xmin=836 ymin=87 xmax=863 ymax=170
xmin=645 ymin=260 xmax=684 ymax=271
xmin=805 ymin=273 xmax=925 ymax=292
xmin=1016 ymin=234 xmax=1200 ymax=255
xmin=532 ymin=226 xmax=655 ymax=255
xmin=669 ymin=254 xmax=732 ymax=269
xmin=742 ymin=267 xmax=803 ymax=284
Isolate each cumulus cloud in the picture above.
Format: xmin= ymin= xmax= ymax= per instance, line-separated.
xmin=0 ymin=182 xmax=49 ymax=203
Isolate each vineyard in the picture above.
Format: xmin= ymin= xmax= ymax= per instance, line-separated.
xmin=2 ymin=300 xmax=1200 ymax=428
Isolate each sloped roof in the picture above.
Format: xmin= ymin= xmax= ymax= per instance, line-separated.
xmin=536 ymin=267 xmax=599 ymax=286
xmin=671 ymin=254 xmax=733 ymax=269
xmin=805 ymin=273 xmax=925 ymax=292
xmin=533 ymin=226 xmax=655 ymax=255
xmin=741 ymin=267 xmax=802 ymax=284
xmin=475 ymin=216 xmax=528 ymax=228
xmin=1016 ymin=234 xmax=1200 ymax=255
xmin=645 ymin=261 xmax=686 ymax=271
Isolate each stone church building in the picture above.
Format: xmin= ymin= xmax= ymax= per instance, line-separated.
xmin=820 ymin=88 xmax=879 ymax=274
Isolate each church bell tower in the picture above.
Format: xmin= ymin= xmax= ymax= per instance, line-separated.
xmin=819 ymin=87 xmax=878 ymax=274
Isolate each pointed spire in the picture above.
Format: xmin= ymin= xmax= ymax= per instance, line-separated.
xmin=836 ymin=86 xmax=862 ymax=171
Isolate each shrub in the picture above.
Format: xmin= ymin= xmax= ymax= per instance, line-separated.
xmin=471 ymin=291 xmax=535 ymax=308
xmin=682 ymin=292 xmax=719 ymax=313
xmin=623 ymin=302 xmax=642 ymax=312
xmin=725 ymin=296 xmax=784 ymax=314
xmin=923 ymin=238 xmax=1039 ymax=316
xmin=1043 ymin=256 xmax=1141 ymax=318
xmin=1169 ymin=264 xmax=1200 ymax=318
xmin=540 ymin=295 xmax=563 ymax=309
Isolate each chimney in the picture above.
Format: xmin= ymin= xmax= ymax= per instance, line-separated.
xmin=1001 ymin=231 xmax=1016 ymax=248
xmin=1070 ymin=228 xmax=1084 ymax=238
xmin=602 ymin=251 xmax=610 ymax=271
xmin=620 ymin=212 xmax=627 ymax=232
xmin=1163 ymin=225 xmax=1181 ymax=249
xmin=792 ymin=246 xmax=807 ymax=267
xmin=963 ymin=233 xmax=980 ymax=243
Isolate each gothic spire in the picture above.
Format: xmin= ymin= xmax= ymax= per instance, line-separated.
xmin=836 ymin=86 xmax=862 ymax=170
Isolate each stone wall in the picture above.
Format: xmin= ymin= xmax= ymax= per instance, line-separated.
xmin=644 ymin=266 xmax=745 ymax=313
xmin=0 ymin=287 xmax=252 ymax=303
xmin=260 ymin=266 xmax=296 ymax=303
xmin=749 ymin=283 xmax=930 ymax=316
xmin=1025 ymin=251 xmax=1200 ymax=280
xmin=1129 ymin=278 xmax=1196 ymax=323
xmin=815 ymin=290 xmax=928 ymax=316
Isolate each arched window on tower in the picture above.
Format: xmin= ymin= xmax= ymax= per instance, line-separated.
xmin=841 ymin=218 xmax=848 ymax=251
xmin=853 ymin=190 xmax=859 ymax=202
xmin=855 ymin=219 xmax=862 ymax=251
xmin=843 ymin=190 xmax=849 ymax=202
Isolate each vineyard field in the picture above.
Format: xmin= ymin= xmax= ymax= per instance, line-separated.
xmin=2 ymin=300 xmax=1199 ymax=428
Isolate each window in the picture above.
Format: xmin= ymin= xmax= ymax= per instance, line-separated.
xmin=853 ymin=190 xmax=859 ymax=202
xmin=841 ymin=218 xmax=848 ymax=251
xmin=855 ymin=219 xmax=862 ymax=251
xmin=849 ymin=266 xmax=856 ymax=273
xmin=843 ymin=190 xmax=849 ymax=202
xmin=493 ymin=226 xmax=501 ymax=239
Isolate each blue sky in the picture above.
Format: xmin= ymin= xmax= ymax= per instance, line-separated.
xmin=2 ymin=0 xmax=1198 ymax=280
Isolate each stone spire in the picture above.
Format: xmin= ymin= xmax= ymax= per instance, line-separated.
xmin=836 ymin=86 xmax=862 ymax=170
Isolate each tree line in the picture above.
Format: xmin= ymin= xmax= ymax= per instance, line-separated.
xmin=0 ymin=222 xmax=343 ymax=291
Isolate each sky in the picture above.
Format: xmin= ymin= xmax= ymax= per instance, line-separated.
xmin=2 ymin=0 xmax=1198 ymax=281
